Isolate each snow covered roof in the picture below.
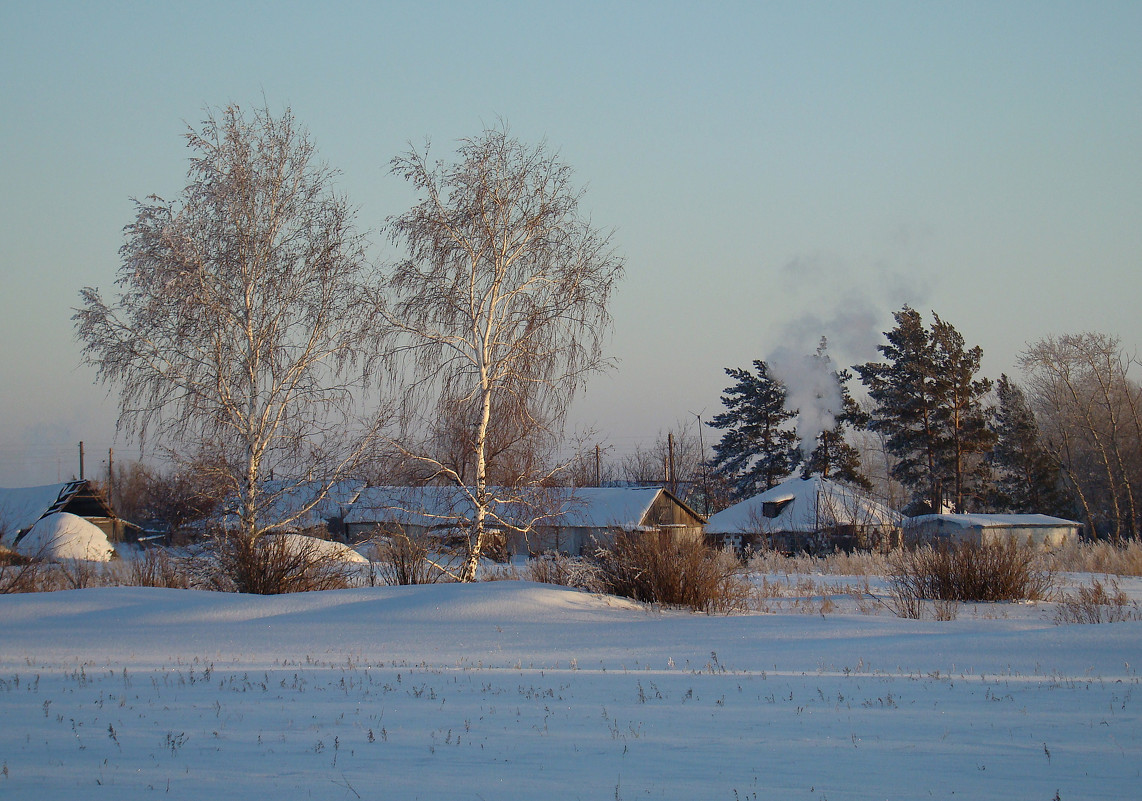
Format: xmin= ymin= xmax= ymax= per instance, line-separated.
xmin=0 ymin=481 xmax=115 ymax=545
xmin=908 ymin=513 xmax=1081 ymax=530
xmin=344 ymin=486 xmax=473 ymax=528
xmin=706 ymin=476 xmax=904 ymax=535
xmin=219 ymin=479 xmax=367 ymax=531
xmin=543 ymin=486 xmax=671 ymax=528
xmin=344 ymin=485 xmax=682 ymax=531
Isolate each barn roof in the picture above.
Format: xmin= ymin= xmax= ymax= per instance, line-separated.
xmin=0 ymin=480 xmax=117 ymax=544
xmin=706 ymin=476 xmax=903 ymax=534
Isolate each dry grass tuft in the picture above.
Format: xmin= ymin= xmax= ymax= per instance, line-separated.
xmin=1054 ymin=578 xmax=1142 ymax=624
xmin=1046 ymin=540 xmax=1142 ymax=576
xmin=526 ymin=553 xmax=607 ymax=593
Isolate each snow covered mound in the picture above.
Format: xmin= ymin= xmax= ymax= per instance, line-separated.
xmin=271 ymin=532 xmax=369 ymax=563
xmin=16 ymin=512 xmax=115 ymax=561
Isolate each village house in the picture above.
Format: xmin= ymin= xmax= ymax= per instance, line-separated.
xmin=705 ymin=476 xmax=904 ymax=554
xmin=343 ymin=485 xmax=706 ymax=557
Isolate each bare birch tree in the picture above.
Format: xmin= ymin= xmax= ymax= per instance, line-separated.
xmin=1021 ymin=333 xmax=1142 ymax=541
xmin=75 ymin=104 xmax=383 ymax=571
xmin=382 ymin=125 xmax=623 ymax=581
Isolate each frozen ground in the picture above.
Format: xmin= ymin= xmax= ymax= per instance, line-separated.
xmin=0 ymin=579 xmax=1139 ymax=800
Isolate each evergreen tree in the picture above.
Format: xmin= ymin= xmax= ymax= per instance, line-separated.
xmin=931 ymin=315 xmax=996 ymax=510
xmin=799 ymin=341 xmax=871 ymax=489
xmin=855 ymin=306 xmax=993 ymax=513
xmin=989 ymin=374 xmax=1070 ymax=514
xmin=708 ymin=360 xmax=800 ymax=500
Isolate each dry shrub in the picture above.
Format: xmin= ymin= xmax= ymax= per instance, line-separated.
xmin=57 ymin=558 xmax=101 ymax=590
xmin=888 ymin=540 xmax=1053 ymax=617
xmin=593 ymin=532 xmax=751 ymax=614
xmin=124 ymin=548 xmax=192 ymax=589
xmin=1047 ymin=540 xmax=1142 ymax=576
xmin=1054 ymin=578 xmax=1142 ymax=624
xmin=368 ymin=530 xmax=450 ymax=585
xmin=207 ymin=531 xmax=354 ymax=594
xmin=526 ymin=553 xmax=607 ymax=593
xmin=0 ymin=547 xmax=51 ymax=594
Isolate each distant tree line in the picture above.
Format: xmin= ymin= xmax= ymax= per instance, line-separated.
xmin=701 ymin=307 xmax=1142 ymax=540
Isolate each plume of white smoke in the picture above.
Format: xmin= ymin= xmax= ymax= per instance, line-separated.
xmin=767 ymin=245 xmax=933 ymax=459
xmin=768 ymin=342 xmax=842 ymax=461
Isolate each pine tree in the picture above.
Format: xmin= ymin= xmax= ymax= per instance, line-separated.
xmin=989 ymin=374 xmax=1069 ymax=514
xmin=799 ymin=341 xmax=871 ymax=489
xmin=931 ymin=315 xmax=996 ymax=511
xmin=707 ymin=360 xmax=800 ymax=500
xmin=855 ymin=306 xmax=994 ymax=513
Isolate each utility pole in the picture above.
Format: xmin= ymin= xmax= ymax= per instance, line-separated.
xmin=108 ymin=447 xmax=115 ymax=504
xmin=667 ymin=432 xmax=676 ymax=493
xmin=695 ymin=412 xmax=710 ymax=516
xmin=595 ymin=444 xmax=601 ymax=487
xmin=78 ymin=441 xmax=85 ymax=480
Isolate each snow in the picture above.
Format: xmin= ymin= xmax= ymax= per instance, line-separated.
xmin=707 ymin=476 xmax=903 ymax=534
xmin=0 ymin=483 xmax=75 ymax=543
xmin=911 ymin=512 xmax=1082 ymax=529
xmin=345 ymin=485 xmax=669 ymax=529
xmin=270 ymin=532 xmax=369 ymax=564
xmin=14 ymin=512 xmax=114 ymax=561
xmin=0 ymin=579 xmax=1138 ymax=800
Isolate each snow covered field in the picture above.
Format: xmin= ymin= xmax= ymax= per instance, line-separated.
xmin=1 ymin=580 xmax=1139 ymax=800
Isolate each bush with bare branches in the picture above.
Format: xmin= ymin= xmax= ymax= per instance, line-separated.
xmin=0 ymin=548 xmax=51 ymax=594
xmin=593 ymin=532 xmax=751 ymax=614
xmin=367 ymin=530 xmax=451 ymax=586
xmin=888 ymin=540 xmax=1053 ymax=617
xmin=206 ymin=532 xmax=355 ymax=594
xmin=526 ymin=553 xmax=608 ymax=594
xmin=123 ymin=548 xmax=193 ymax=589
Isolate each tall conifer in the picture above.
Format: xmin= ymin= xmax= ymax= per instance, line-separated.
xmin=708 ymin=361 xmax=800 ymax=500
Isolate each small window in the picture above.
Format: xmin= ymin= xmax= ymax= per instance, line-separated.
xmin=762 ymin=499 xmax=792 ymax=519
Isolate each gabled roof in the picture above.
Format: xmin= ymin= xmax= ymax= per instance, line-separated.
xmin=706 ymin=476 xmax=903 ymax=534
xmin=344 ymin=485 xmax=696 ymax=531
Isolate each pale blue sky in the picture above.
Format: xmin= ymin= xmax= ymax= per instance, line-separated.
xmin=2 ymin=1 xmax=1139 ymax=485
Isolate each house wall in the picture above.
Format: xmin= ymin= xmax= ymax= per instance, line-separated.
xmin=644 ymin=494 xmax=705 ymax=528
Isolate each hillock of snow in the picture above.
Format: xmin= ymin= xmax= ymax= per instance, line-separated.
xmin=16 ymin=512 xmax=114 ymax=561
xmin=271 ymin=532 xmax=369 ymax=563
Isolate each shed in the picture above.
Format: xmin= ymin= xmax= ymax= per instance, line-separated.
xmin=905 ymin=513 xmax=1080 ymax=549
xmin=705 ymin=476 xmax=904 ymax=554
xmin=0 ymin=480 xmax=131 ymax=545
